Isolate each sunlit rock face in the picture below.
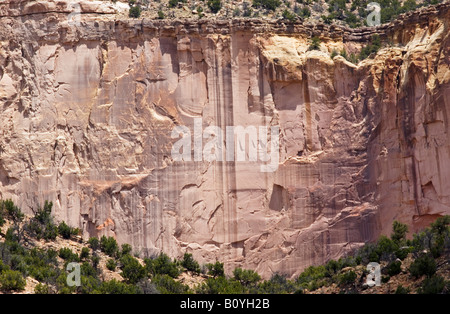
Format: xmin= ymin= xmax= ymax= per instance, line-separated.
xmin=0 ymin=0 xmax=449 ymax=278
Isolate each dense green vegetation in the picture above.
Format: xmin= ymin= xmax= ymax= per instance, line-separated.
xmin=321 ymin=0 xmax=444 ymax=28
xmin=119 ymin=0 xmax=444 ymax=29
xmin=358 ymin=34 xmax=381 ymax=60
xmin=120 ymin=0 xmax=444 ymax=29
xmin=0 ymin=199 xmax=448 ymax=294
xmin=168 ymin=0 xmax=183 ymax=8
xmin=253 ymin=0 xmax=282 ymax=11
xmin=207 ymin=0 xmax=223 ymax=13
xmin=282 ymin=9 xmax=297 ymax=21
xmin=332 ymin=34 xmax=382 ymax=64
xmin=157 ymin=10 xmax=165 ymax=19
xmin=308 ymin=36 xmax=321 ymax=51
xmin=128 ymin=2 xmax=142 ymax=18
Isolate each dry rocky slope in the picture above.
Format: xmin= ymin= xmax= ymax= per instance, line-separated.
xmin=0 ymin=0 xmax=449 ymax=279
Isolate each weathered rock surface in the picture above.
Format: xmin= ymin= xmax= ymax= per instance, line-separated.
xmin=0 ymin=0 xmax=449 ymax=278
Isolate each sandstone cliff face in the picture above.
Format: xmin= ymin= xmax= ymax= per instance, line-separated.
xmin=0 ymin=0 xmax=449 ymax=278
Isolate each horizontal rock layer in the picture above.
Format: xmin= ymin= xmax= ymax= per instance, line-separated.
xmin=0 ymin=0 xmax=449 ymax=278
